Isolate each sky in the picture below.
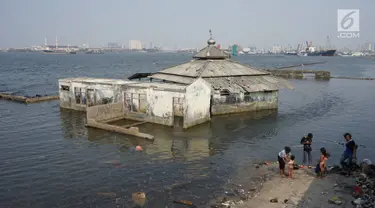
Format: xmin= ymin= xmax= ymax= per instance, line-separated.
xmin=0 ymin=0 xmax=374 ymax=49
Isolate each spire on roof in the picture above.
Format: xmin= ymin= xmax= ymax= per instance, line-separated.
xmin=207 ymin=29 xmax=216 ymax=45
xmin=193 ymin=29 xmax=228 ymax=59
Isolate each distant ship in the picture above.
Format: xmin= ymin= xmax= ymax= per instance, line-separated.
xmin=320 ymin=49 xmax=336 ymax=56
xmin=42 ymin=36 xmax=77 ymax=54
xmin=43 ymin=50 xmax=76 ymax=54
xmin=298 ymin=40 xmax=336 ymax=56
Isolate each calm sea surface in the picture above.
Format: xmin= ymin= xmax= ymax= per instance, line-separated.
xmin=0 ymin=52 xmax=374 ymax=207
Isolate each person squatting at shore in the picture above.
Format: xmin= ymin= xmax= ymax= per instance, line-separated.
xmin=300 ymin=133 xmax=313 ymax=168
xmin=278 ymin=146 xmax=292 ymax=177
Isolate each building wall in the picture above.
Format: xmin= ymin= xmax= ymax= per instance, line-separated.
xmin=87 ymin=102 xmax=124 ymax=122
xmin=58 ymin=81 xmax=123 ymax=111
xmin=211 ymin=90 xmax=279 ymax=115
xmin=59 ymin=81 xmax=74 ymax=109
xmin=183 ymin=78 xmax=211 ymax=128
xmin=123 ymin=87 xmax=185 ymax=126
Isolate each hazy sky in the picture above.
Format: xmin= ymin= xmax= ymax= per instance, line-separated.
xmin=0 ymin=0 xmax=374 ymax=49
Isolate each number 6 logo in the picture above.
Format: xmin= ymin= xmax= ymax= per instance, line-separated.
xmin=341 ymin=11 xmax=356 ymax=30
xmin=337 ymin=9 xmax=359 ymax=32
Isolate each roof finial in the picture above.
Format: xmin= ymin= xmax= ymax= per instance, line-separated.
xmin=207 ymin=29 xmax=216 ymax=45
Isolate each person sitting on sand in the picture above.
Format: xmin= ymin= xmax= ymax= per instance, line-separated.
xmin=288 ymin=155 xmax=295 ymax=178
xmin=315 ymin=148 xmax=330 ymax=178
xmin=278 ymin=146 xmax=292 ymax=177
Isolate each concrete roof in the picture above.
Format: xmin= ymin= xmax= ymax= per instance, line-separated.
xmin=58 ymin=77 xmax=135 ymax=85
xmin=193 ymin=45 xmax=229 ymax=59
xmin=151 ymin=59 xmax=270 ymax=78
xmin=126 ymin=82 xmax=187 ymax=92
xmin=147 ymin=59 xmax=294 ymax=92
xmin=205 ymin=76 xmax=295 ymax=93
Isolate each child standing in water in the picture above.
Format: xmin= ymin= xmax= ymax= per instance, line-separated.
xmin=288 ymin=155 xmax=295 ymax=178
xmin=316 ymin=148 xmax=330 ymax=178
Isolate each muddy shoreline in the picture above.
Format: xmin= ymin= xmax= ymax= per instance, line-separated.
xmin=207 ymin=162 xmax=276 ymax=208
xmin=207 ymin=161 xmax=374 ymax=208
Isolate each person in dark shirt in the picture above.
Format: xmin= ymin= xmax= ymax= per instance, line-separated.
xmin=300 ymin=133 xmax=313 ymax=168
xmin=340 ymin=133 xmax=357 ymax=173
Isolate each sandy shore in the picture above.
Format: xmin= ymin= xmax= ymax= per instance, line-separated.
xmin=212 ymin=164 xmax=358 ymax=208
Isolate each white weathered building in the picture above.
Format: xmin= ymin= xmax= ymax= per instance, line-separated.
xmin=58 ymin=32 xmax=294 ymax=130
xmin=58 ymin=77 xmax=133 ymax=111
xmin=58 ymin=77 xmax=211 ymax=129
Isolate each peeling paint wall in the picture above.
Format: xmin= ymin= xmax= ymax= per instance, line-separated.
xmin=59 ymin=81 xmax=73 ymax=109
xmin=123 ymin=87 xmax=185 ymax=126
xmin=211 ymin=90 xmax=279 ymax=115
xmin=58 ymin=80 xmax=123 ymax=111
xmin=183 ymin=78 xmax=211 ymax=128
xmin=87 ymin=102 xmax=124 ymax=122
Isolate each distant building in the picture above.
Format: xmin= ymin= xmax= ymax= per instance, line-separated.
xmin=272 ymin=45 xmax=282 ymax=53
xmin=108 ymin=43 xmax=120 ymax=48
xmin=129 ymin=40 xmax=143 ymax=50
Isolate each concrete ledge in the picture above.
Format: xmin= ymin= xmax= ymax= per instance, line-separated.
xmin=86 ymin=119 xmax=154 ymax=140
xmin=183 ymin=116 xmax=211 ymax=129
xmin=331 ymin=76 xmax=375 ymax=80
xmin=212 ymin=101 xmax=278 ymax=115
xmin=125 ymin=112 xmax=174 ymax=126
xmin=0 ymin=93 xmax=59 ymax=103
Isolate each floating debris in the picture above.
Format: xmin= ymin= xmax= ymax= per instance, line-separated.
xmin=173 ymin=200 xmax=197 ymax=207
xmin=132 ymin=192 xmax=146 ymax=207
xmin=96 ymin=192 xmax=117 ymax=197
xmin=136 ymin=145 xmax=143 ymax=151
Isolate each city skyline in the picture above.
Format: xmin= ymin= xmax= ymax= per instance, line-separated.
xmin=0 ymin=0 xmax=374 ymax=49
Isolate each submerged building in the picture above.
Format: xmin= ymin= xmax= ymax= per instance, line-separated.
xmin=134 ymin=33 xmax=294 ymax=115
xmin=58 ymin=32 xmax=294 ymax=130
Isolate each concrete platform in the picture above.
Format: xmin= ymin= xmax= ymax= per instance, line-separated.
xmin=86 ymin=119 xmax=154 ymax=140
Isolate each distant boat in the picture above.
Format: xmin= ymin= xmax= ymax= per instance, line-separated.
xmin=284 ymin=51 xmax=298 ymax=55
xmin=337 ymin=52 xmax=353 ymax=57
xmin=85 ymin=50 xmax=104 ymax=54
xmin=299 ymin=51 xmax=320 ymax=56
xmin=352 ymin=52 xmax=364 ymax=57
